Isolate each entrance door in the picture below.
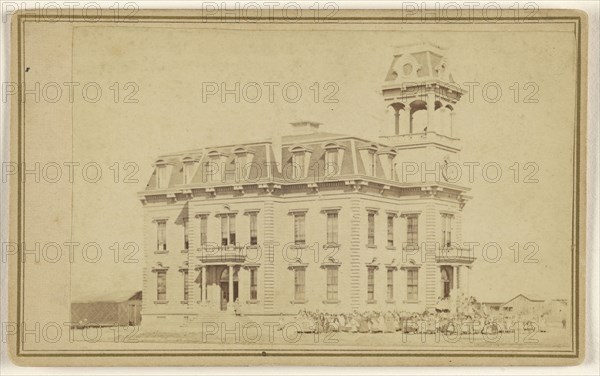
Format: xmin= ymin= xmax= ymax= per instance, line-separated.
xmin=219 ymin=267 xmax=239 ymax=311
xmin=441 ymin=267 xmax=452 ymax=298
xmin=220 ymin=282 xmax=229 ymax=311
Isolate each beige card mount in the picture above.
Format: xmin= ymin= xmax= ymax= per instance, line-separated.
xmin=6 ymin=8 xmax=587 ymax=366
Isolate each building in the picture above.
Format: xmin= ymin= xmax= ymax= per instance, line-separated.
xmin=138 ymin=43 xmax=476 ymax=327
xmin=480 ymin=294 xmax=568 ymax=322
xmin=71 ymin=291 xmax=142 ymax=327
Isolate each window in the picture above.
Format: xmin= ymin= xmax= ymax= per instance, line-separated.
xmin=326 ymin=267 xmax=339 ymax=301
xmin=182 ymin=160 xmax=195 ymax=184
xmin=387 ymin=215 xmax=394 ymax=247
xmin=367 ymin=267 xmax=375 ymax=301
xmin=327 ymin=212 xmax=338 ymax=244
xmin=294 ymin=213 xmax=306 ymax=245
xmin=157 ymin=270 xmax=167 ymax=301
xmin=183 ymin=218 xmax=189 ymax=250
xmin=157 ymin=166 xmax=168 ymax=188
xmin=199 ymin=216 xmax=208 ymax=245
xmin=407 ymin=269 xmax=418 ymax=301
xmin=292 ymin=153 xmax=304 ymax=179
xmin=387 ymin=269 xmax=394 ymax=300
xmin=249 ymin=213 xmax=258 ymax=245
xmin=407 ymin=215 xmax=419 ymax=247
xmin=325 ymin=150 xmax=337 ymax=176
xmin=229 ymin=215 xmax=236 ymax=245
xmin=294 ymin=268 xmax=306 ymax=301
xmin=204 ymin=162 xmax=214 ymax=182
xmin=221 ymin=216 xmax=228 ymax=246
xmin=367 ymin=151 xmax=376 ymax=176
xmin=220 ymin=214 xmax=236 ymax=246
xmin=157 ymin=220 xmax=167 ymax=251
xmin=441 ymin=214 xmax=453 ymax=248
xmin=367 ymin=212 xmax=375 ymax=245
xmin=250 ymin=268 xmax=258 ymax=300
xmin=182 ymin=269 xmax=189 ymax=301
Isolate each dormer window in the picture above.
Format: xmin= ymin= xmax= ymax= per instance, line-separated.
xmin=289 ymin=146 xmax=312 ymax=180
xmin=368 ymin=151 xmax=376 ymax=176
xmin=358 ymin=144 xmax=378 ymax=177
xmin=377 ymin=149 xmax=397 ymax=180
xmin=323 ymin=143 xmax=345 ymax=177
xmin=205 ymin=150 xmax=225 ymax=183
xmin=233 ymin=147 xmax=255 ymax=182
xmin=182 ymin=157 xmax=197 ymax=185
xmin=155 ymin=160 xmax=168 ymax=189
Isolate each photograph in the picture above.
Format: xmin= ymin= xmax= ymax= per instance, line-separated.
xmin=4 ymin=6 xmax=589 ymax=367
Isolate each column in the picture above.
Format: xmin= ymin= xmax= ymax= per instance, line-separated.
xmin=228 ymin=265 xmax=234 ymax=304
xmin=201 ymin=266 xmax=207 ymax=302
xmin=452 ymin=265 xmax=457 ymax=291
xmin=394 ymin=108 xmax=400 ymax=135
xmin=426 ymin=92 xmax=436 ymax=133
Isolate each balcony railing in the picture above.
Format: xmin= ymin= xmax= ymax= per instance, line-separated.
xmin=436 ymin=246 xmax=476 ymax=264
xmin=195 ymin=245 xmax=246 ymax=263
xmin=380 ymin=132 xmax=460 ymax=149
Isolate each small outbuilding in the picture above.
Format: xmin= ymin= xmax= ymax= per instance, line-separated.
xmin=71 ymin=290 xmax=142 ymax=327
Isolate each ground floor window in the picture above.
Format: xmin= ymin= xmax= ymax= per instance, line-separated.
xmin=157 ymin=270 xmax=167 ymax=301
xmin=326 ymin=267 xmax=339 ymax=301
xmin=182 ymin=269 xmax=189 ymax=301
xmin=367 ymin=267 xmax=375 ymax=301
xmin=250 ymin=268 xmax=258 ymax=300
xmin=294 ymin=268 xmax=306 ymax=301
xmin=387 ymin=268 xmax=394 ymax=300
xmin=407 ymin=268 xmax=418 ymax=301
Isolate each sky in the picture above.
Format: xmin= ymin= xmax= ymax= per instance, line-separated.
xmin=46 ymin=21 xmax=579 ymax=303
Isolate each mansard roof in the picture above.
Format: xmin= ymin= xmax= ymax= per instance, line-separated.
xmin=143 ymin=131 xmax=400 ymax=191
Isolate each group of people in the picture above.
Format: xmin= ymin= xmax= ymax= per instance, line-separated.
xmin=284 ymin=298 xmax=550 ymax=335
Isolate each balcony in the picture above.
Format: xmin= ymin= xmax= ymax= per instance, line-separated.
xmin=195 ymin=245 xmax=246 ymax=264
xmin=436 ymin=246 xmax=476 ymax=264
xmin=380 ymin=132 xmax=460 ymax=150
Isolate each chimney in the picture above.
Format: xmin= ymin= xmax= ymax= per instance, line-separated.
xmin=289 ymin=121 xmax=321 ymax=135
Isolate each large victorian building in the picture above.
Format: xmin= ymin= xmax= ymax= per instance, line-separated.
xmin=139 ymin=43 xmax=475 ymax=327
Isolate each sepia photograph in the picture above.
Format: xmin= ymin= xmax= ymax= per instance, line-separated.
xmin=2 ymin=4 xmax=592 ymax=368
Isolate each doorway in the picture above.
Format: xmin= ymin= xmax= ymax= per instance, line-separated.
xmin=219 ymin=267 xmax=239 ymax=311
xmin=441 ymin=266 xmax=453 ymax=298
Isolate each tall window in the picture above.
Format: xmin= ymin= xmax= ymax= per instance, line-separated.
xmin=182 ymin=160 xmax=194 ymax=184
xmin=441 ymin=214 xmax=453 ymax=248
xmin=229 ymin=215 xmax=236 ymax=245
xmin=220 ymin=215 xmax=236 ymax=246
xmin=250 ymin=268 xmax=258 ymax=300
xmin=367 ymin=267 xmax=375 ymax=301
xmin=387 ymin=215 xmax=394 ymax=247
xmin=407 ymin=269 xmax=418 ymax=301
xmin=326 ymin=212 xmax=338 ymax=244
xmin=157 ymin=220 xmax=167 ymax=251
xmin=183 ymin=218 xmax=189 ymax=250
xmin=249 ymin=213 xmax=258 ymax=246
xmin=325 ymin=150 xmax=337 ymax=176
xmin=326 ymin=268 xmax=339 ymax=301
xmin=367 ymin=151 xmax=376 ymax=176
xmin=182 ymin=269 xmax=189 ymax=301
xmin=387 ymin=269 xmax=394 ymax=300
xmin=294 ymin=213 xmax=306 ymax=245
xmin=291 ymin=153 xmax=304 ymax=179
xmin=294 ymin=268 xmax=306 ymax=301
xmin=156 ymin=270 xmax=167 ymax=301
xmin=407 ymin=215 xmax=419 ymax=247
xmin=157 ymin=166 xmax=168 ymax=188
xmin=367 ymin=212 xmax=375 ymax=245
xmin=199 ymin=216 xmax=208 ymax=245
